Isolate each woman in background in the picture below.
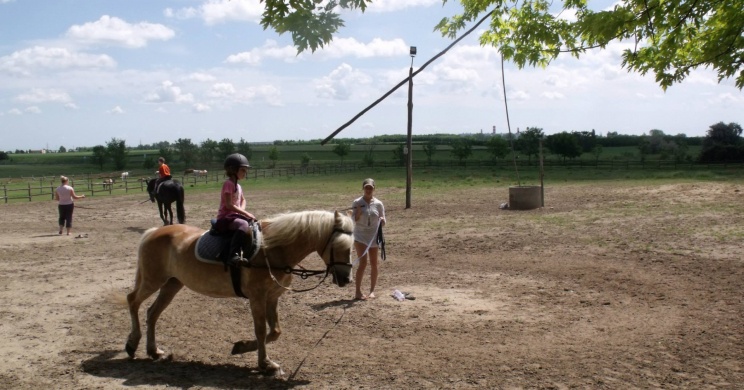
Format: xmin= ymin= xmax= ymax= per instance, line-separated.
xmin=54 ymin=176 xmax=85 ymax=235
xmin=351 ymin=178 xmax=386 ymax=300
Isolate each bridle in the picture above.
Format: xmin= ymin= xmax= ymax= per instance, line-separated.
xmin=264 ymin=227 xmax=353 ymax=293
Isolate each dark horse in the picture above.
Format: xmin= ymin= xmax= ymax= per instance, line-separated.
xmin=146 ymin=178 xmax=185 ymax=225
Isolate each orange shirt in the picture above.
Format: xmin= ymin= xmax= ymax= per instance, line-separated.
xmin=158 ymin=164 xmax=171 ymax=178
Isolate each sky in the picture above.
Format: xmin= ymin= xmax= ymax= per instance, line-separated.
xmin=1 ymin=0 xmax=742 ymax=152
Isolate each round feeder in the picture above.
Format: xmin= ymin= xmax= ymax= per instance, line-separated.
xmin=508 ymin=185 xmax=541 ymax=210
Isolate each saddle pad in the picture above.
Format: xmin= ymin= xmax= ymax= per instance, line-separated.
xmin=195 ymin=231 xmax=227 ymax=264
xmin=194 ymin=223 xmax=263 ymax=265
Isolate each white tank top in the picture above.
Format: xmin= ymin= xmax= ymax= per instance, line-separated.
xmin=56 ymin=185 xmax=74 ymax=205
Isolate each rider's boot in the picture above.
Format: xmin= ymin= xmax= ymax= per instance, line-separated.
xmin=226 ymin=230 xmax=251 ymax=268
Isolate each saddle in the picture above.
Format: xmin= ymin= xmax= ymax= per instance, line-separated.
xmin=154 ymin=179 xmax=172 ymax=196
xmin=195 ymin=221 xmax=262 ymax=299
xmin=195 ymin=221 xmax=262 ymax=265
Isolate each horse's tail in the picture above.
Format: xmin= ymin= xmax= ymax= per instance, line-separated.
xmin=176 ymin=184 xmax=186 ymax=224
xmin=130 ymin=227 xmax=159 ymax=295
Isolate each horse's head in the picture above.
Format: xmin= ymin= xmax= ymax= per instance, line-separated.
xmin=146 ymin=178 xmax=156 ymax=202
xmin=322 ymin=210 xmax=354 ymax=287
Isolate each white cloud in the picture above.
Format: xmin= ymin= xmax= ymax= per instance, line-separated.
xmin=107 ymin=106 xmax=125 ymax=114
xmin=186 ymin=72 xmax=217 ymax=82
xmin=144 ymin=81 xmax=194 ymax=103
xmin=0 ymin=46 xmax=116 ymax=74
xmin=541 ymin=91 xmax=565 ymax=100
xmin=509 ymin=90 xmax=530 ymax=101
xmin=314 ymin=63 xmax=372 ymax=100
xmin=240 ymin=85 xmax=282 ymax=106
xmin=15 ymin=89 xmax=73 ymax=104
xmin=25 ymin=106 xmax=41 ymax=114
xmin=366 ymin=0 xmax=440 ymax=12
xmin=166 ymin=0 xmax=263 ymax=25
xmin=66 ymin=15 xmax=175 ymax=48
xmin=225 ymin=40 xmax=299 ymax=66
xmin=64 ymin=103 xmax=79 ymax=110
xmin=192 ymin=103 xmax=211 ymax=112
xmin=208 ymin=83 xmax=236 ymax=98
xmin=322 ymin=37 xmax=409 ymax=58
xmin=8 ymin=108 xmax=22 ymax=115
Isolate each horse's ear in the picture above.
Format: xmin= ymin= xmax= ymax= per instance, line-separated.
xmin=345 ymin=209 xmax=353 ymax=218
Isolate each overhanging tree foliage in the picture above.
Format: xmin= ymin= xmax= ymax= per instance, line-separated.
xmin=263 ymin=0 xmax=744 ymax=89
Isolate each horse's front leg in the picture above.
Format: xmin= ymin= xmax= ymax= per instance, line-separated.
xmin=231 ymin=295 xmax=282 ymax=355
xmin=247 ymin=296 xmax=281 ymax=374
xmin=167 ymin=205 xmax=174 ymax=225
xmin=157 ymin=202 xmax=165 ymax=225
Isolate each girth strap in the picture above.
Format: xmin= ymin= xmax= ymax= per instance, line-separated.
xmin=230 ymin=266 xmax=248 ymax=299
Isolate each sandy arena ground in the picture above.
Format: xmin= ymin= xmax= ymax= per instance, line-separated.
xmin=0 ymin=181 xmax=742 ymax=389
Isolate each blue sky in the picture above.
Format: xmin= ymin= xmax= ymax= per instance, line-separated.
xmin=1 ymin=0 xmax=742 ymax=152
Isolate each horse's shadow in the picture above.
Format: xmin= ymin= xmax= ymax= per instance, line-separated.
xmin=126 ymin=226 xmax=149 ymax=234
xmin=81 ymin=350 xmax=310 ymax=389
xmin=310 ymin=298 xmax=360 ymax=311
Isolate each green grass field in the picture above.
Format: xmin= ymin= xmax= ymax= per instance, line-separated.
xmin=0 ymin=143 xmax=704 ymax=180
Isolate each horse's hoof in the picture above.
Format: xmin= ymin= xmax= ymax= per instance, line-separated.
xmin=125 ymin=343 xmax=136 ymax=358
xmin=153 ymin=353 xmax=174 ymax=362
xmin=232 ymin=341 xmax=257 ymax=355
xmin=147 ymin=347 xmax=168 ymax=361
xmin=260 ymin=365 xmax=284 ymax=377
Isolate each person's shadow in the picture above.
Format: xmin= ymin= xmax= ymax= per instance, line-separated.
xmin=81 ymin=350 xmax=310 ymax=389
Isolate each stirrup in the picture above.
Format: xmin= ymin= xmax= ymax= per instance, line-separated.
xmin=225 ymin=256 xmax=250 ymax=268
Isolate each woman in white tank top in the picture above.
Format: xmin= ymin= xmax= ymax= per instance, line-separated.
xmin=54 ymin=176 xmax=85 ymax=235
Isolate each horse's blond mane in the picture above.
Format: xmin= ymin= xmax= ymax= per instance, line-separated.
xmin=261 ymin=210 xmax=351 ymax=249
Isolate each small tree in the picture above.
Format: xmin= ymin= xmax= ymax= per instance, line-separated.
xmin=332 ymin=141 xmax=351 ymax=163
xmin=485 ymin=136 xmax=509 ymax=162
xmin=450 ymin=138 xmax=472 ymax=164
xmin=174 ymin=138 xmax=198 ymax=167
xmin=236 ymin=138 xmax=252 ymax=160
xmin=592 ymin=144 xmax=603 ymax=164
xmin=391 ymin=144 xmax=405 ymax=167
xmin=268 ymin=146 xmax=279 ymax=168
xmin=300 ymin=153 xmax=311 ymax=168
xmin=546 ymin=132 xmax=582 ymax=162
xmin=158 ymin=146 xmax=174 ymax=166
xmin=515 ymin=127 xmax=544 ymax=162
xmin=422 ymin=139 xmax=437 ymax=165
xmin=199 ymin=138 xmax=219 ymax=164
xmin=638 ymin=135 xmax=651 ymax=162
xmin=91 ymin=145 xmax=107 ymax=170
xmin=106 ymin=138 xmax=128 ymax=170
xmin=58 ymin=146 xmax=66 ymax=153
xmin=362 ymin=143 xmax=376 ymax=167
xmin=699 ymin=122 xmax=744 ymax=162
xmin=218 ymin=138 xmax=236 ymax=158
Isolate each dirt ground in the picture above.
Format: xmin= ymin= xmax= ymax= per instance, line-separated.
xmin=0 ymin=180 xmax=742 ymax=389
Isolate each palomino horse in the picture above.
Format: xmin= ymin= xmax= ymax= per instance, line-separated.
xmin=146 ymin=178 xmax=185 ymax=225
xmin=125 ymin=210 xmax=354 ymax=374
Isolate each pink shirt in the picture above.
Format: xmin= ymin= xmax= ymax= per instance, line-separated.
xmin=217 ymin=179 xmax=244 ymax=219
xmin=56 ymin=185 xmax=74 ymax=205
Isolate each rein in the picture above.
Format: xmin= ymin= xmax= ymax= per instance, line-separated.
xmin=263 ymin=227 xmax=353 ymax=293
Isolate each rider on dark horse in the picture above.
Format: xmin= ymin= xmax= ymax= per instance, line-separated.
xmin=154 ymin=157 xmax=172 ymax=193
xmin=213 ymin=153 xmax=255 ymax=267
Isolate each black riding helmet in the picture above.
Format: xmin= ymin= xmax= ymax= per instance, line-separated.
xmin=224 ymin=153 xmax=250 ymax=169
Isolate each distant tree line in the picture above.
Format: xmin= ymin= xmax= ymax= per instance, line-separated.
xmin=3 ymin=122 xmax=741 ymax=168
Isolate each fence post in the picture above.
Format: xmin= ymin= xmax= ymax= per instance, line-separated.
xmin=27 ymin=183 xmax=32 ymax=202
